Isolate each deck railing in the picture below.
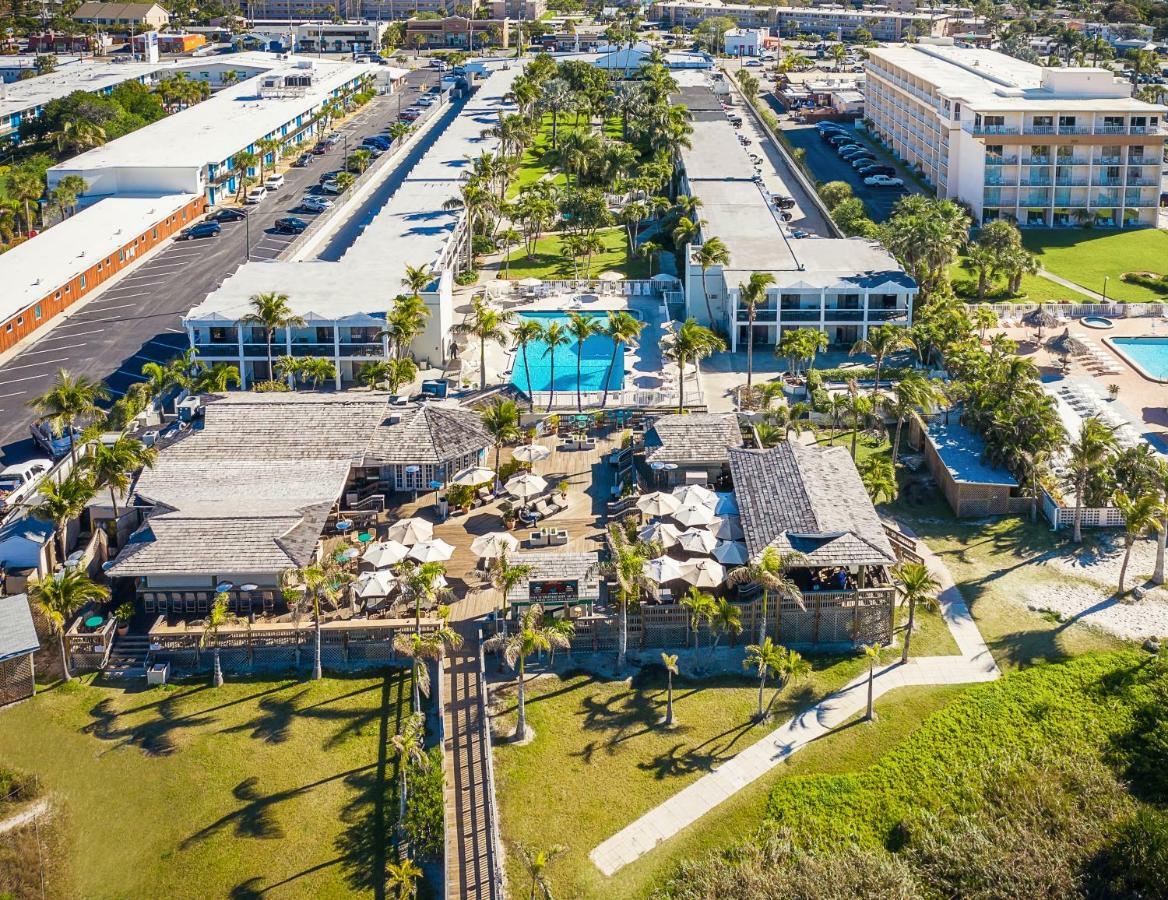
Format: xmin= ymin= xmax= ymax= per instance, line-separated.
xmin=967 ymin=301 xmax=1168 ymax=319
xmin=478 ymin=629 xmax=506 ymax=899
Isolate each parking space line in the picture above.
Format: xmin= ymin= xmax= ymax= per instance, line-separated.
xmin=0 ymin=374 xmax=55 ymax=388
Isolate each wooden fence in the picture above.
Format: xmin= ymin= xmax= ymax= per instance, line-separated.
xmin=64 ymin=615 xmax=116 ymax=673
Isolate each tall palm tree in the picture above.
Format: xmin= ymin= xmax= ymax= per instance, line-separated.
xmin=390 ymin=711 xmax=428 ymax=839
xmin=35 ymin=473 xmax=97 ymax=569
xmin=739 ymin=272 xmax=775 ymax=388
xmin=483 ymin=602 xmax=572 ymax=740
xmin=895 ymin=561 xmax=940 ymax=663
xmin=680 ymin=586 xmax=715 ymax=652
xmin=884 ymin=371 xmax=945 ymax=462
xmin=600 ymin=310 xmax=645 ymax=409
xmin=862 ymin=642 xmax=883 ymax=721
xmin=286 ymin=552 xmax=349 ymax=680
xmin=540 ymin=321 xmax=569 ymax=412
xmin=600 ymin=524 xmax=655 ymax=671
xmin=844 ymin=378 xmax=872 ymax=461
xmin=7 ymin=164 xmax=44 ymax=235
xmin=1153 ymin=460 xmax=1168 ymax=586
xmin=481 ymin=398 xmax=521 ymax=476
xmin=726 ymin=546 xmax=804 ymax=645
xmin=1115 ymin=490 xmax=1162 ymax=596
xmin=81 ymin=434 xmax=157 ymax=523
xmin=202 ymin=591 xmax=233 ymax=687
xmin=398 ymin=560 xmax=448 ymax=634
xmin=513 ymin=319 xmax=545 ymax=412
xmin=566 ymin=312 xmax=602 ymax=412
xmin=694 ymin=237 xmax=730 ymax=327
xmin=393 ymin=625 xmax=463 ymax=713
xmin=860 ymin=455 xmax=897 ymax=504
xmin=383 ymin=357 xmax=418 ymax=395
xmin=515 ymin=843 xmax=566 ymax=900
xmin=849 ymin=324 xmax=914 ymax=400
xmin=454 ymin=296 xmax=514 ymax=390
xmin=242 ymin=292 xmax=305 ymax=383
xmin=638 ymin=239 xmax=660 ymax=278
xmin=28 ymin=369 xmax=109 ymax=466
xmin=671 ymin=215 xmax=699 ymax=251
xmin=1066 ymin=417 xmax=1117 ymax=543
xmin=744 ymin=637 xmax=808 ymax=720
xmin=663 ymin=319 xmax=725 ymax=413
xmin=29 ymin=569 xmax=108 ymax=682
xmin=489 ymin=550 xmax=534 ymax=620
xmin=539 ymin=78 xmax=573 ymax=149
xmin=661 ymin=652 xmax=679 ymax=727
xmin=498 ymin=226 xmax=522 ymax=278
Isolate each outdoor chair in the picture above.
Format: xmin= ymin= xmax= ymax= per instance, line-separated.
xmin=549 ymin=494 xmax=570 ymax=514
xmin=477 ymin=487 xmax=493 ymax=503
xmin=534 ymin=498 xmax=556 ymax=518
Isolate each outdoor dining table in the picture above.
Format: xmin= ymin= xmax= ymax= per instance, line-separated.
xmin=84 ymin=615 xmax=104 ymax=629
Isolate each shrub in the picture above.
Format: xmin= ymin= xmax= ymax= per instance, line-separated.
xmin=818 ymin=180 xmax=854 ymax=210
xmin=455 ymin=270 xmax=478 ymax=286
xmin=252 ymin=379 xmax=290 ymax=393
xmin=402 ymin=747 xmax=444 ymax=861
xmin=1121 ymin=271 xmax=1168 ymax=295
xmin=805 ymin=369 xmax=830 ymax=413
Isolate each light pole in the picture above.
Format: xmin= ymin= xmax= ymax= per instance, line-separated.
xmin=245 ymin=213 xmax=251 ymax=262
xmin=1102 ymin=275 xmax=1109 ymax=302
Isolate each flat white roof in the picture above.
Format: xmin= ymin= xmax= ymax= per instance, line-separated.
xmin=0 ymin=59 xmax=165 ymax=120
xmin=0 ymin=193 xmax=197 ymax=323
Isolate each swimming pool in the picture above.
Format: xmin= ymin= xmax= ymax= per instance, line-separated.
xmin=509 ymin=311 xmax=625 ymax=394
xmin=1109 ymin=336 xmax=1168 ymax=381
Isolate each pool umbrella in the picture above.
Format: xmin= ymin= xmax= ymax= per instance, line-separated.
xmin=679 ymin=558 xmax=725 ymax=588
xmin=651 ymin=273 xmax=679 ymax=284
xmin=710 ymin=515 xmax=744 ymax=541
xmin=362 ymin=540 xmax=410 ymax=568
xmin=713 ymin=540 xmax=749 ymax=565
xmin=638 ymin=521 xmax=681 ymax=549
xmin=713 ymin=492 xmax=739 ymax=515
xmin=470 ymin=531 xmax=520 ymax=559
xmin=451 ymin=466 xmax=495 ymax=486
xmin=637 ymin=491 xmax=681 ymax=518
xmin=408 ymin=539 xmax=455 ymax=563
xmin=643 ymin=556 xmax=684 ymax=584
xmin=677 ymin=527 xmax=717 ymax=555
xmin=597 ymin=270 xmax=625 ymax=282
xmin=512 ymin=444 xmax=551 ymax=464
xmin=518 ymin=277 xmax=543 ymax=287
xmin=355 ymin=570 xmax=398 ymax=599
xmin=386 ymin=517 xmax=433 ymax=546
xmin=672 ymin=502 xmax=714 ymax=528
xmin=671 ymin=484 xmax=718 ymax=508
xmin=504 ymin=473 xmax=548 ymax=501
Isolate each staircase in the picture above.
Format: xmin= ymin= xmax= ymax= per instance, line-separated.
xmin=103 ymin=635 xmax=150 ymax=679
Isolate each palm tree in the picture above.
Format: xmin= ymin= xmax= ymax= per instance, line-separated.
xmin=1153 ymin=461 xmax=1168 ymax=586
xmin=81 ymin=434 xmax=157 ymax=523
xmin=661 ymin=652 xmax=679 ymax=727
xmin=694 ymin=237 xmax=730 ymax=327
xmin=638 ymin=239 xmax=661 ymax=278
xmin=726 ymin=546 xmax=803 ymax=645
xmin=671 ymin=215 xmax=699 ymax=251
xmin=393 ymin=626 xmax=463 ymax=712
xmin=679 ymin=586 xmax=716 ymax=652
xmin=489 ymin=550 xmax=534 ymax=620
xmin=971 ymin=303 xmax=998 ymax=341
xmin=566 ymin=312 xmax=602 ymax=412
xmin=1066 ymin=417 xmax=1117 ymax=543
xmin=710 ymin=597 xmax=743 ymax=651
xmin=539 ymin=78 xmax=573 ymax=149
xmin=744 ymin=637 xmax=808 ymax=720
xmin=454 ymin=296 xmax=513 ymax=390
xmin=202 ymin=591 xmax=233 ymax=687
xmin=849 ymin=324 xmax=914 ymax=400
xmin=600 ymin=525 xmax=655 ymax=671
xmin=513 ymin=319 xmax=544 ymax=412
xmin=386 ymin=857 xmax=423 ymax=900
xmin=399 ymin=560 xmax=448 ymax=634
xmin=35 ymin=473 xmax=97 ymax=569
xmin=7 ymin=164 xmax=44 ymax=235
xmin=481 ymin=398 xmax=521 ymax=475
xmin=484 ymin=602 xmax=572 ymax=740
xmin=600 ymin=310 xmax=644 ymax=409
xmin=30 ymin=569 xmax=108 ymax=682
xmin=540 ymin=321 xmax=569 ymax=412
xmin=389 ymin=711 xmax=428 ymax=839
xmin=860 ymin=456 xmax=897 ymax=504
xmin=739 ymin=271 xmax=775 ymax=389
xmin=844 ymin=378 xmax=872 ymax=461
xmin=300 ymin=357 xmax=336 ymax=389
xmin=498 ymin=226 xmax=522 ymax=278
xmin=862 ymin=642 xmax=883 ymax=721
xmin=664 ymin=319 xmax=725 ymax=413
xmin=242 ymin=292 xmax=305 ymax=383
xmin=191 ymin=362 xmax=241 ymax=394
xmin=383 ymin=357 xmax=418 ymax=395
xmin=885 ymin=371 xmax=945 ymax=462
xmin=286 ymin=553 xmax=348 ymax=680
xmin=516 ymin=843 xmax=566 ymax=900
xmin=1115 ymin=490 xmax=1162 ymax=596
xmin=28 ymin=369 xmax=109 ymax=466
xmin=895 ymin=561 xmax=940 ymax=663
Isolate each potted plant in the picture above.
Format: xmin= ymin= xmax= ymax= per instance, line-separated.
xmin=115 ymin=601 xmax=135 ymax=636
xmin=1107 ymin=383 xmax=1120 ymax=401
xmin=546 ymin=414 xmax=560 ymax=435
xmin=557 ymin=479 xmax=570 ymax=501
xmin=500 ymin=501 xmax=516 ymax=530
xmin=449 ymin=483 xmax=475 ymax=513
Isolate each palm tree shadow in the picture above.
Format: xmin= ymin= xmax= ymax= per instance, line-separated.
xmin=219 ymin=689 xmax=311 ymax=744
xmin=84 ymin=692 xmax=218 ymax=756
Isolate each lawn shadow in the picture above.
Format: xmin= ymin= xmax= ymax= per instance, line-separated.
xmin=219 ymin=688 xmax=311 ymax=744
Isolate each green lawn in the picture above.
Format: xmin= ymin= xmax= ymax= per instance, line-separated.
xmin=502 ymin=227 xmax=647 ymax=280
xmin=1021 ymin=228 xmax=1168 ymax=302
xmin=0 ymin=670 xmax=414 ymax=899
xmin=948 ymin=257 xmax=1082 ymax=303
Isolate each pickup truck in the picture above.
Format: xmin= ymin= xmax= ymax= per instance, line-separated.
xmin=0 ymin=458 xmax=52 ymax=512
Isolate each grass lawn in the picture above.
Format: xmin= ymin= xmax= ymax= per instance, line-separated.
xmin=0 ymin=670 xmax=414 ymax=899
xmin=948 ymin=257 xmax=1081 ymax=303
xmin=1021 ymin=228 xmax=1168 ymax=302
xmin=502 ymin=227 xmax=647 ymax=280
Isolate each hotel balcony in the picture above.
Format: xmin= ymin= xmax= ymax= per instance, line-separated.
xmin=984 ymin=156 xmax=1019 ymax=166
xmin=964 ymin=122 xmax=1166 ymax=137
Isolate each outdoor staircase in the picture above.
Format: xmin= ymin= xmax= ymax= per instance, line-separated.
xmin=103 ymin=635 xmax=150 ymax=679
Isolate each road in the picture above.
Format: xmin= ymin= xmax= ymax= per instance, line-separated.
xmin=0 ymin=68 xmax=439 ymax=464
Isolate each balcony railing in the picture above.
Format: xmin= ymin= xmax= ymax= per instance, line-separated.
xmin=778 ymin=309 xmax=820 ymax=322
xmin=966 ymin=122 xmax=1165 ymax=137
xmin=984 ymin=156 xmax=1019 ymax=166
xmin=1019 ymin=178 xmax=1052 ymax=187
xmin=242 ymin=342 xmax=270 ymax=358
xmin=869 ymin=309 xmax=910 ymax=321
xmin=822 ymin=309 xmax=865 ymax=321
xmin=338 ymin=342 xmax=384 ymax=357
xmin=1022 ymin=157 xmax=1051 ymax=166
xmin=738 ymin=309 xmax=778 ymax=322
xmin=289 ymin=342 xmax=336 ymax=357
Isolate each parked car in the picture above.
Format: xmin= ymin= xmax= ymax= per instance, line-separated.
xmin=416 ymin=95 xmax=436 ymax=106
xmin=856 ymin=164 xmax=895 ymax=176
xmin=273 ymin=216 xmax=309 ymax=234
xmin=790 ymin=229 xmax=809 ymax=239
xmin=322 ymin=134 xmax=343 ymax=147
xmin=320 ymin=179 xmax=344 ymax=194
xmin=839 ymin=147 xmax=870 ymax=158
xmin=319 ymin=170 xmax=342 ymax=184
xmin=772 ymin=194 xmax=796 ymax=209
xmin=745 ymin=58 xmax=762 ymax=67
xmin=364 ymin=135 xmax=391 ymax=147
xmin=865 ymin=174 xmax=904 ymax=187
xmin=299 ymin=196 xmax=333 ymax=213
xmin=264 ymin=174 xmax=285 ymax=191
xmin=836 ymin=144 xmax=865 ymax=155
xmin=0 ymin=458 xmax=52 ymax=512
xmin=311 ymin=142 xmax=329 ymax=155
xmin=183 ymin=221 xmax=222 ymax=239
xmin=293 ymin=153 xmax=315 ymax=167
xmin=779 ymin=210 xmax=793 ymax=221
xmin=245 ymin=186 xmax=267 ymax=204
xmin=400 ymin=108 xmax=421 ymax=121
xmin=29 ymin=421 xmax=81 ymax=459
xmin=206 ymin=207 xmax=246 ymax=223
xmin=826 ymin=134 xmax=854 ymax=146
xmin=851 ymin=156 xmax=880 ymax=168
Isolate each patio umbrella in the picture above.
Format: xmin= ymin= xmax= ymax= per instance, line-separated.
xmin=709 ymin=515 xmax=744 ymax=541
xmin=713 ymin=492 xmax=739 ymax=515
xmin=713 ymin=540 xmax=749 ymax=565
xmin=408 ymin=539 xmax=455 ymax=563
xmin=643 ymin=555 xmax=684 ymax=584
xmin=638 ymin=521 xmax=681 ymax=548
xmin=355 ymin=570 xmax=398 ymax=599
xmin=637 ymin=491 xmax=681 ymax=518
xmin=512 ymin=444 xmax=551 ymax=464
xmin=386 ymin=517 xmax=433 ymax=545
xmin=672 ymin=502 xmax=715 ymax=528
xmin=451 ymin=466 xmax=496 ymax=486
xmin=651 ymin=273 xmax=679 ymax=284
xmin=362 ymin=540 xmax=410 ymax=568
xmin=504 ymin=473 xmax=548 ymax=500
xmin=677 ymin=527 xmax=717 ymax=555
xmin=597 ymin=270 xmax=625 ymax=282
xmin=470 ymin=531 xmax=521 ymax=559
xmin=518 ymin=276 xmax=543 ymax=287
xmin=672 ymin=484 xmax=718 ymax=508
xmin=679 ymin=558 xmax=725 ymax=588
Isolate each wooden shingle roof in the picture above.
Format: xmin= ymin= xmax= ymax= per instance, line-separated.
xmin=644 ymin=413 xmax=743 ymax=465
xmin=0 ymin=594 xmax=38 ymax=663
xmin=365 ymin=404 xmax=492 ymax=465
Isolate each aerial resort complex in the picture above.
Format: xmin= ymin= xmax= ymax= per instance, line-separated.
xmin=3 ymin=11 xmax=1168 ymax=900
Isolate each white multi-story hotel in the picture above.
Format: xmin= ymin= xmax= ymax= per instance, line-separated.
xmin=865 ymin=39 xmax=1168 ymax=228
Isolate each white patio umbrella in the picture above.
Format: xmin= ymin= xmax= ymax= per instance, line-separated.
xmin=355 ymin=570 xmax=398 ymax=599
xmin=597 ymin=270 xmax=626 ymax=282
xmin=709 ymin=515 xmax=744 ymax=541
xmin=451 ymin=466 xmax=496 ymax=486
xmin=362 ymin=540 xmax=410 ymax=568
xmin=672 ymin=502 xmax=715 ymax=528
xmin=637 ymin=491 xmax=681 ymax=518
xmin=386 ymin=517 xmax=433 ymax=545
xmin=512 ymin=444 xmax=551 ymax=464
xmin=713 ymin=540 xmax=749 ymax=565
xmin=638 ymin=521 xmax=681 ymax=548
xmin=679 ymin=558 xmax=725 ymax=588
xmin=651 ymin=273 xmax=679 ymax=284
xmin=518 ymin=276 xmax=543 ymax=287
xmin=504 ymin=473 xmax=548 ymax=500
xmin=470 ymin=531 xmax=521 ymax=559
xmin=672 ymin=484 xmax=718 ymax=508
xmin=643 ymin=555 xmax=684 ymax=584
xmin=677 ymin=527 xmax=717 ymax=555
xmin=408 ymin=538 xmax=455 ymax=563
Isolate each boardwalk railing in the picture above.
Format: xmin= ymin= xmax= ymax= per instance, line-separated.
xmin=477 ymin=629 xmax=505 ymax=900
xmin=526 ymin=386 xmax=697 ymax=410
xmin=436 ymin=654 xmax=451 ymax=900
xmin=968 ymin=301 xmax=1168 ymax=319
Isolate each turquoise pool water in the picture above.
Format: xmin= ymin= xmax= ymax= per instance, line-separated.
xmin=510 ymin=311 xmax=625 ymax=394
xmin=1110 ymin=337 xmax=1168 ymax=380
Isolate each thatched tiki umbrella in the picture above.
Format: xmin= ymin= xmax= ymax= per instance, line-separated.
xmin=1024 ymin=307 xmax=1062 ymax=341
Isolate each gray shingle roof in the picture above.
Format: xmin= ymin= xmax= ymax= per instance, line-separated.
xmin=365 ymin=404 xmax=492 ymax=466
xmin=729 ymin=444 xmax=896 ymax=569
xmin=0 ymin=593 xmax=39 ymax=662
xmin=645 ymin=413 xmax=743 ymax=465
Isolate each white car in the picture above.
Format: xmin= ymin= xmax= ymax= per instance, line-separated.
xmin=300 ymin=196 xmax=333 ymax=212
xmin=0 ymin=458 xmax=52 ymax=512
xmin=320 ymin=179 xmax=344 ymax=194
xmin=245 ymin=186 xmax=267 ymax=204
xmin=864 ymin=174 xmax=904 ymax=187
xmin=264 ymin=173 xmax=285 ymax=190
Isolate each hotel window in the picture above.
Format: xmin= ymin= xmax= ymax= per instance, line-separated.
xmin=986 ymin=144 xmax=1004 ymax=160
xmin=1030 ymin=145 xmax=1050 ymax=161
xmin=6 ymin=323 xmax=12 ymax=333
xmin=54 ymin=290 xmax=60 ymax=300
xmin=153 ymin=227 xmax=158 ymax=239
xmin=1058 ymin=115 xmax=1077 ymax=128
xmin=79 ymin=274 xmax=86 ymax=289
xmin=34 ymin=305 xmax=41 ymax=319
xmin=16 ymin=317 xmax=23 ymax=326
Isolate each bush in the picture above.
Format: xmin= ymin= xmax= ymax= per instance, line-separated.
xmin=818 ymin=180 xmax=854 ymax=211
xmin=1121 ymin=271 xmax=1168 ymax=295
xmin=472 ymin=234 xmax=496 ymax=255
xmin=831 ymin=197 xmax=878 ymax=238
xmin=251 ymin=379 xmax=290 ymax=393
xmin=455 ymin=270 xmax=478 ymax=286
xmin=402 ymin=747 xmax=444 ymax=861
xmin=805 ymin=368 xmax=830 ymax=413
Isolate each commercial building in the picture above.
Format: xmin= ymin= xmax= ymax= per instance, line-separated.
xmin=488 ymin=0 xmax=545 ymax=19
xmin=649 ymin=1 xmax=946 ymax=41
xmin=674 ymin=78 xmax=915 ymax=350
xmin=723 ymin=27 xmax=765 ymax=56
xmin=244 ymin=21 xmax=389 ymax=53
xmin=131 ymin=31 xmax=208 ymax=53
xmin=47 ymin=54 xmax=384 ymax=206
xmin=865 ymin=39 xmax=1168 ymax=227
xmin=243 ymin=0 xmax=458 ymax=20
xmin=72 ymin=1 xmax=171 ymax=28
xmin=405 ymin=16 xmax=512 ymax=50
xmin=183 ymin=64 xmax=517 ymax=385
xmin=0 ymin=193 xmax=203 ymax=354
